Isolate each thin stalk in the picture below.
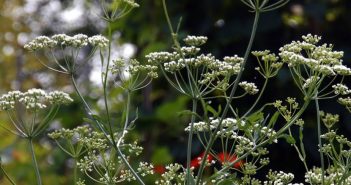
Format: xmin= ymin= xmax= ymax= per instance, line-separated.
xmin=195 ymin=11 xmax=261 ymax=185
xmin=103 ymin=23 xmax=113 ymax=135
xmin=289 ymin=128 xmax=308 ymax=171
xmin=186 ymin=99 xmax=198 ymax=182
xmin=116 ymin=92 xmax=145 ymax=185
xmin=0 ymin=165 xmax=16 ymax=185
xmin=28 ymin=138 xmax=42 ymax=185
xmin=315 ymin=97 xmax=325 ymax=184
xmin=73 ymin=159 xmax=78 ymax=185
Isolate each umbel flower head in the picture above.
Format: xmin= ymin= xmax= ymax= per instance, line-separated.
xmin=279 ymin=34 xmax=350 ymax=76
xmin=279 ymin=34 xmax=351 ymax=95
xmin=0 ymin=88 xmax=73 ymax=111
xmin=0 ymin=89 xmax=73 ymax=137
xmin=146 ymin=35 xmax=244 ymax=95
xmin=24 ymin=34 xmax=109 ymax=74
xmin=24 ymin=34 xmax=109 ymax=52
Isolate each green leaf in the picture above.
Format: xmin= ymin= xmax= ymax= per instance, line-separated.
xmin=281 ymin=134 xmax=296 ymax=145
xmin=268 ymin=111 xmax=280 ymax=128
xmin=246 ymin=111 xmax=264 ymax=124
xmin=206 ymin=104 xmax=219 ymax=117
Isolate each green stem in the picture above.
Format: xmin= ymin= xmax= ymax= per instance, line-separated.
xmin=0 ymin=165 xmax=16 ymax=185
xmin=186 ymin=99 xmax=198 ymax=182
xmin=70 ymin=74 xmax=109 ymax=136
xmin=104 ymin=23 xmax=113 ymax=134
xmin=116 ymin=92 xmax=145 ymax=185
xmin=73 ymin=159 xmax=78 ymax=185
xmin=315 ymin=97 xmax=325 ymax=184
xmin=195 ymin=11 xmax=261 ymax=185
xmin=28 ymin=138 xmax=42 ymax=185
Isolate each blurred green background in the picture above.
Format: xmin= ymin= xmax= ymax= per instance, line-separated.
xmin=0 ymin=0 xmax=351 ymax=184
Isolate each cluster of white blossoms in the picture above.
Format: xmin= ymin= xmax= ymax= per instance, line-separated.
xmin=145 ymin=35 xmax=244 ymax=88
xmin=239 ymin=81 xmax=259 ymax=95
xmin=88 ymin=35 xmax=109 ymax=48
xmin=264 ymin=170 xmax=295 ymax=185
xmin=302 ymin=76 xmax=320 ymax=89
xmin=0 ymin=88 xmax=73 ymax=111
xmin=252 ymin=50 xmax=283 ymax=78
xmin=184 ymin=117 xmax=244 ymax=133
xmin=118 ymin=162 xmax=154 ymax=182
xmin=0 ymin=91 xmax=22 ymax=110
xmin=24 ymin=34 xmax=109 ymax=51
xmin=111 ymin=58 xmax=159 ymax=79
xmin=183 ymin=35 xmax=208 ymax=46
xmin=260 ymin=126 xmax=277 ymax=143
xmin=233 ymin=134 xmax=255 ymax=155
xmin=338 ymin=97 xmax=351 ymax=110
xmin=305 ymin=167 xmax=351 ymax=184
xmin=333 ymin=83 xmax=351 ymax=111
xmin=121 ymin=0 xmax=140 ymax=8
xmin=279 ymin=34 xmax=351 ymax=77
xmin=155 ymin=163 xmax=186 ymax=185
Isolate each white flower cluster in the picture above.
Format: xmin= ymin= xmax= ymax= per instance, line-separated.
xmin=0 ymin=89 xmax=73 ymax=111
xmin=279 ymin=34 xmax=351 ymax=76
xmin=261 ymin=126 xmax=277 ymax=143
xmin=118 ymin=162 xmax=153 ymax=182
xmin=122 ymin=0 xmax=140 ymax=7
xmin=137 ymin=162 xmax=154 ymax=177
xmin=77 ymin=151 xmax=96 ymax=172
xmin=302 ymin=76 xmax=320 ymax=89
xmin=184 ymin=117 xmax=243 ymax=133
xmin=252 ymin=50 xmax=283 ymax=78
xmin=155 ymin=163 xmax=186 ymax=185
xmin=183 ymin=35 xmax=208 ymax=46
xmin=145 ymin=35 xmax=244 ymax=87
xmin=332 ymin=83 xmax=351 ymax=95
xmin=127 ymin=59 xmax=159 ymax=78
xmin=20 ymin=89 xmax=47 ymax=109
xmin=23 ymin=36 xmax=57 ymax=51
xmin=338 ymin=97 xmax=351 ymax=111
xmin=234 ymin=134 xmax=255 ymax=155
xmin=111 ymin=58 xmax=159 ymax=83
xmin=239 ymin=81 xmax=259 ymax=95
xmin=24 ymin=34 xmax=109 ymax=51
xmin=265 ymin=170 xmax=295 ymax=185
xmin=88 ymin=35 xmax=109 ymax=48
xmin=0 ymin=91 xmax=22 ymax=110
xmin=48 ymin=125 xmax=91 ymax=140
xmin=305 ymin=167 xmax=351 ymax=184
xmin=145 ymin=52 xmax=175 ymax=65
xmin=52 ymin=34 xmax=89 ymax=48
xmin=47 ymin=91 xmax=74 ymax=105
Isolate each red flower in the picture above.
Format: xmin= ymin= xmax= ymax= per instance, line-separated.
xmin=154 ymin=165 xmax=166 ymax=174
xmin=190 ymin=152 xmax=214 ymax=169
xmin=217 ymin=152 xmax=243 ymax=169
